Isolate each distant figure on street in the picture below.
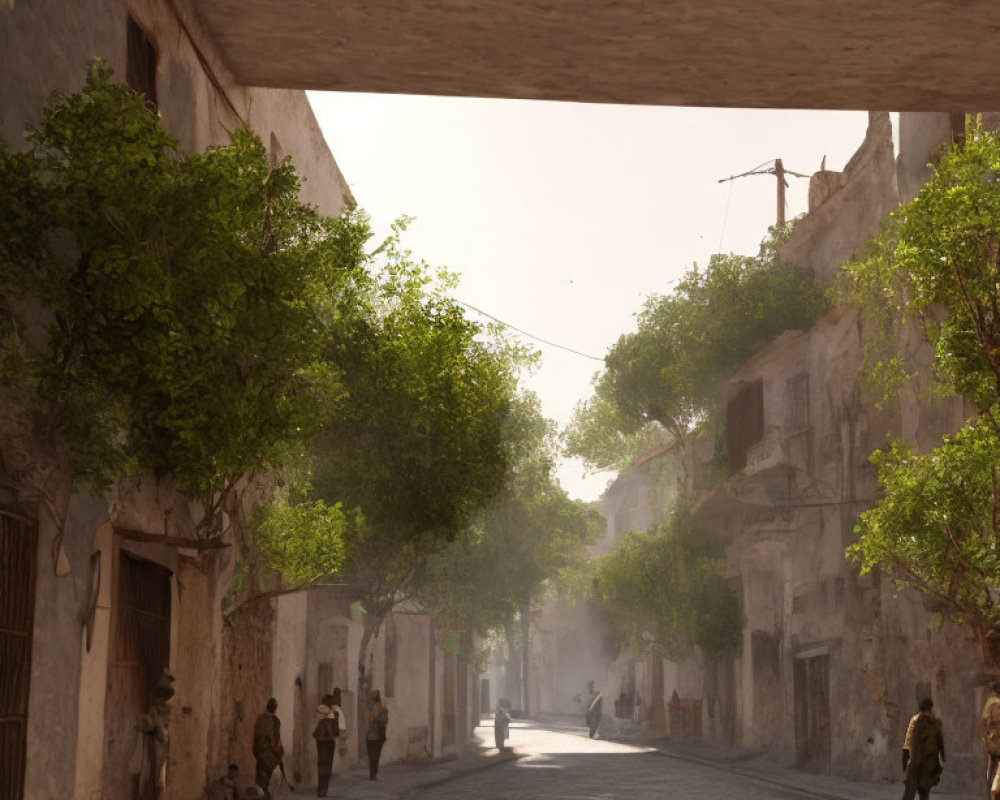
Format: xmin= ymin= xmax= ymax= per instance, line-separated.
xmin=978 ymin=682 xmax=1000 ymax=797
xmin=494 ymin=698 xmax=511 ymax=750
xmin=313 ymin=690 xmax=344 ymax=797
xmin=586 ymin=685 xmax=604 ymax=739
xmin=901 ymin=697 xmax=945 ymax=800
xmin=365 ymin=689 xmax=389 ymax=780
xmin=329 ymin=688 xmax=348 ymax=740
xmin=253 ymin=698 xmax=283 ymax=799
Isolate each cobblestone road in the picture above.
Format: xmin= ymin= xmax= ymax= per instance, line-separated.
xmin=410 ymin=719 xmax=833 ymax=800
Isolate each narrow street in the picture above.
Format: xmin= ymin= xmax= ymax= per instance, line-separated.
xmin=402 ymin=717 xmax=970 ymax=800
xmin=412 ymin=723 xmax=806 ymax=800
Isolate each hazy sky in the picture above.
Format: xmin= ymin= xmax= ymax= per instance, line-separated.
xmin=307 ymin=93 xmax=870 ymax=502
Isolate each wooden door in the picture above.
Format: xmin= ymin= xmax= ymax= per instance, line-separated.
xmin=0 ymin=511 xmax=37 ymax=800
xmin=794 ymin=654 xmax=831 ymax=770
xmin=104 ymin=551 xmax=172 ymax=800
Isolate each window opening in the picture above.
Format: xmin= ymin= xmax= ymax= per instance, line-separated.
xmin=127 ymin=16 xmax=158 ymax=110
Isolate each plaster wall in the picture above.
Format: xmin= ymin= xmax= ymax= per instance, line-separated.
xmin=275 ymin=591 xmax=449 ymax=784
xmin=386 ymin=613 xmax=434 ymax=762
xmin=663 ymin=658 xmax=704 ymax=702
xmin=166 ymin=552 xmax=224 ymax=800
xmin=781 ymin=112 xmax=897 ymax=287
xmin=25 ymin=488 xmax=104 ymax=800
xmin=274 ymin=590 xmax=309 ymax=779
xmin=214 ymin=594 xmax=274 ymax=783
xmin=598 ymin=442 xmax=683 ymax=551
xmin=71 ymin=522 xmax=115 ymax=800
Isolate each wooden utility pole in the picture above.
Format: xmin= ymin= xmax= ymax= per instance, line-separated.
xmin=719 ymin=158 xmax=809 ymax=228
xmin=774 ymin=158 xmax=786 ymax=226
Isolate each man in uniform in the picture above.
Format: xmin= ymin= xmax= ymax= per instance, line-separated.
xmin=901 ymin=698 xmax=945 ymax=800
xmin=252 ymin=698 xmax=283 ymax=799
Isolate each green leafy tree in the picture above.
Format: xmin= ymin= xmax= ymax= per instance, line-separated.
xmin=842 ymin=120 xmax=1000 ymax=667
xmin=252 ymin=493 xmax=353 ymax=588
xmin=565 ymin=229 xmax=825 ymax=470
xmin=0 ymin=63 xmax=368 ymax=543
xmin=563 ymin=374 xmax=664 ymax=472
xmin=848 ymin=412 xmax=1000 ymax=663
xmin=592 ymin=504 xmax=741 ymax=662
xmin=419 ymin=394 xmax=599 ymax=654
xmin=294 ymin=229 xmax=529 ymax=726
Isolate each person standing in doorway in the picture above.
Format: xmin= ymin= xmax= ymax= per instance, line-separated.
xmin=252 ymin=698 xmax=283 ymax=799
xmin=901 ymin=697 xmax=945 ymax=800
xmin=129 ymin=668 xmax=174 ymax=800
xmin=978 ymin=682 xmax=1000 ymax=798
xmin=365 ymin=689 xmax=389 ymax=780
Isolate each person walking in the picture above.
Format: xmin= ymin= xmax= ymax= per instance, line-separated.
xmin=586 ymin=687 xmax=604 ymax=739
xmin=978 ymin=682 xmax=1000 ymax=798
xmin=252 ymin=698 xmax=283 ymax=799
xmin=365 ymin=689 xmax=389 ymax=780
xmin=494 ymin=699 xmax=511 ymax=750
xmin=901 ymin=698 xmax=945 ymax=800
xmin=313 ymin=690 xmax=345 ymax=797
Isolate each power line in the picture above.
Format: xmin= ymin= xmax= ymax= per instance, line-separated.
xmin=718 ymin=158 xmax=810 ymax=226
xmin=455 ymin=299 xmax=604 ymax=362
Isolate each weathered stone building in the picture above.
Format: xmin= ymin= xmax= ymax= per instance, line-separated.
xmin=0 ymin=2 xmax=353 ymax=798
xmin=528 ymin=112 xmax=991 ymax=793
xmin=689 ymin=112 xmax=988 ymax=791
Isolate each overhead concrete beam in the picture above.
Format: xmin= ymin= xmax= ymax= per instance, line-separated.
xmin=191 ymin=0 xmax=1000 ymax=110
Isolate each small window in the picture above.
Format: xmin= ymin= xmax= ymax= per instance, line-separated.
xmin=126 ymin=16 xmax=158 ymax=109
xmin=726 ymin=378 xmax=764 ymax=474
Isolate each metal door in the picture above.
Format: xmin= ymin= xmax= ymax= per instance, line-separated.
xmin=0 ymin=511 xmax=37 ymax=800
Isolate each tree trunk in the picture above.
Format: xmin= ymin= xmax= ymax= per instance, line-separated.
xmin=356 ymin=612 xmax=383 ymax=760
xmin=504 ymin=622 xmax=521 ymax=711
xmin=521 ymin=603 xmax=531 ymax=716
